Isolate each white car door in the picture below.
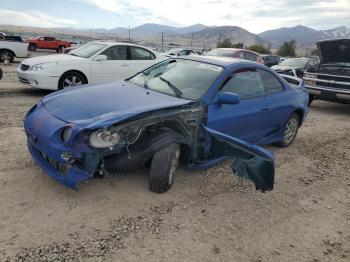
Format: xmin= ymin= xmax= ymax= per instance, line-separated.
xmin=89 ymin=45 xmax=130 ymax=84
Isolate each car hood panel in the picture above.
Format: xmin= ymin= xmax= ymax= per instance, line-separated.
xmin=317 ymin=39 xmax=350 ymax=64
xmin=42 ymin=81 xmax=192 ymax=127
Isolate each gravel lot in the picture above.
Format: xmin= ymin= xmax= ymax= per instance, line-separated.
xmin=0 ymin=60 xmax=349 ymax=262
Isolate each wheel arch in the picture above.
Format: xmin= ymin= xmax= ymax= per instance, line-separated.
xmin=0 ymin=48 xmax=16 ymax=58
xmin=293 ymin=108 xmax=305 ymax=126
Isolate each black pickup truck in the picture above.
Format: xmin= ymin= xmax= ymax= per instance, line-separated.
xmin=304 ymin=39 xmax=350 ymax=105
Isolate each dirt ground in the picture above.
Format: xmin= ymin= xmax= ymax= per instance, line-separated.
xmin=0 ymin=60 xmax=349 ymax=262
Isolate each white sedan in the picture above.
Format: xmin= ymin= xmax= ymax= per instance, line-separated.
xmin=17 ymin=42 xmax=166 ymax=90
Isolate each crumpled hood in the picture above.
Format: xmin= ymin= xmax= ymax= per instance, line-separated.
xmin=21 ymin=54 xmax=83 ymax=66
xmin=42 ymin=81 xmax=192 ymax=127
xmin=317 ymin=39 xmax=350 ymax=64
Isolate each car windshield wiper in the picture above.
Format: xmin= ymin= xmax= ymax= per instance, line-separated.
xmin=159 ymin=76 xmax=183 ymax=98
xmin=70 ymin=53 xmax=79 ymax=57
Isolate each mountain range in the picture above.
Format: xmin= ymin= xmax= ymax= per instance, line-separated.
xmin=1 ymin=23 xmax=349 ymax=52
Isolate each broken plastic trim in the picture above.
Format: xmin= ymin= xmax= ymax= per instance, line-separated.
xmin=204 ymin=126 xmax=275 ymax=192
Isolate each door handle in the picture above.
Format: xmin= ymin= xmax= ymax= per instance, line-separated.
xmin=261 ymin=107 xmax=269 ymax=111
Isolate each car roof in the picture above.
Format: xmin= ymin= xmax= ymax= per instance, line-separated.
xmin=177 ymin=55 xmax=253 ymax=67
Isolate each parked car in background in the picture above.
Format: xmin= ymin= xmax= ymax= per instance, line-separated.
xmin=0 ymin=36 xmax=29 ymax=63
xmin=17 ymin=42 xmax=167 ymax=90
xmin=26 ymin=36 xmax=71 ymax=53
xmin=272 ymin=57 xmax=309 ymax=78
xmin=24 ymin=56 xmax=309 ymax=192
xmin=164 ymin=48 xmax=200 ymax=57
xmin=304 ymin=38 xmax=350 ymax=105
xmin=206 ymin=48 xmax=264 ymax=64
xmin=261 ymin=54 xmax=280 ymax=67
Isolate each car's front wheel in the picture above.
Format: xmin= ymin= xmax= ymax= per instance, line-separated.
xmin=277 ymin=113 xmax=299 ymax=147
xmin=149 ymin=143 xmax=180 ymax=193
xmin=58 ymin=72 xmax=87 ymax=90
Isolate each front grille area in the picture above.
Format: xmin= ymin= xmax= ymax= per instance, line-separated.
xmin=41 ymin=152 xmax=69 ymax=176
xmin=315 ymin=81 xmax=350 ymax=90
xmin=20 ymin=64 xmax=30 ymax=71
xmin=317 ymin=74 xmax=350 ymax=83
xmin=314 ymin=73 xmax=350 ymax=91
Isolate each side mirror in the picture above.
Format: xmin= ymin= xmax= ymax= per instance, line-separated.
xmin=94 ymin=55 xmax=107 ymax=61
xmin=217 ymin=92 xmax=240 ymax=105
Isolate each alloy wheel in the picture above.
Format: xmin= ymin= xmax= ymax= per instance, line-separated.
xmin=62 ymin=75 xmax=83 ymax=88
xmin=284 ymin=117 xmax=298 ymax=144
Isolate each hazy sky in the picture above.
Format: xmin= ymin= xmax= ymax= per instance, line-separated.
xmin=0 ymin=0 xmax=349 ymax=33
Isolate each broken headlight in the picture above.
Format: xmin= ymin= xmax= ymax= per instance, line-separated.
xmin=89 ymin=129 xmax=120 ymax=148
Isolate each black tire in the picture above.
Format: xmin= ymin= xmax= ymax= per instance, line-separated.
xmin=276 ymin=113 xmax=299 ymax=147
xmin=58 ymin=71 xmax=87 ymax=90
xmin=0 ymin=50 xmax=14 ymax=63
xmin=29 ymin=43 xmax=37 ymax=51
xmin=0 ymin=67 xmax=3 ymax=80
xmin=57 ymin=46 xmax=64 ymax=53
xmin=149 ymin=143 xmax=180 ymax=193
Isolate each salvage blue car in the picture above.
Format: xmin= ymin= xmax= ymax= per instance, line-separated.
xmin=24 ymin=56 xmax=309 ymax=193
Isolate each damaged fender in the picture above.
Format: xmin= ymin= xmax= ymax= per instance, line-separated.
xmin=204 ymin=126 xmax=275 ymax=192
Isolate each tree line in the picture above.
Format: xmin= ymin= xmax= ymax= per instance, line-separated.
xmin=217 ymin=38 xmax=300 ymax=57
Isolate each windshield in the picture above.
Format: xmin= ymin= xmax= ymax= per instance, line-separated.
xmin=70 ymin=43 xmax=107 ymax=58
xmin=128 ymin=59 xmax=223 ymax=100
xmin=280 ymin=58 xmax=308 ymax=68
xmin=165 ymin=48 xmax=181 ymax=55
xmin=206 ymin=49 xmax=234 ymax=57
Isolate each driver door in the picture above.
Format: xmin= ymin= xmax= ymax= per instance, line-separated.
xmin=207 ymin=68 xmax=272 ymax=144
xmin=90 ymin=45 xmax=129 ymax=84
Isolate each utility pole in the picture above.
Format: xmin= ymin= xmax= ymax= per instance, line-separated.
xmin=128 ymin=25 xmax=131 ymax=43
xmin=191 ymin=33 xmax=194 ymax=48
xmin=161 ymin=32 xmax=164 ymax=49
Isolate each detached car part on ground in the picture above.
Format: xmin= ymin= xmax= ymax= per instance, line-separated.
xmin=17 ymin=42 xmax=166 ymax=90
xmin=24 ymin=56 xmax=309 ymax=193
xmin=304 ymin=38 xmax=350 ymax=105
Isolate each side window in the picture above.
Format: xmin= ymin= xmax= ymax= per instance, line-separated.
xmin=244 ymin=52 xmax=258 ymax=62
xmin=44 ymin=37 xmax=55 ymax=41
xmin=101 ymin=46 xmax=127 ymax=60
xmin=130 ymin=47 xmax=155 ymax=60
xmin=39 ymin=37 xmax=45 ymax=41
xmin=221 ymin=69 xmax=265 ymax=100
xmin=258 ymin=69 xmax=284 ymax=95
xmin=178 ymin=50 xmax=187 ymax=56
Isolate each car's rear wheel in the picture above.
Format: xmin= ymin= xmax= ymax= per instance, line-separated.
xmin=148 ymin=143 xmax=180 ymax=193
xmin=0 ymin=50 xmax=14 ymax=64
xmin=276 ymin=113 xmax=299 ymax=147
xmin=57 ymin=46 xmax=64 ymax=53
xmin=29 ymin=43 xmax=37 ymax=51
xmin=58 ymin=71 xmax=87 ymax=90
xmin=0 ymin=67 xmax=3 ymax=80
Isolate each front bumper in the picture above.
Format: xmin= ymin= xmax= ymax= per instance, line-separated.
xmin=24 ymin=102 xmax=99 ymax=190
xmin=27 ymin=142 xmax=92 ymax=190
xmin=306 ymin=85 xmax=350 ymax=102
xmin=17 ymin=67 xmax=59 ymax=90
